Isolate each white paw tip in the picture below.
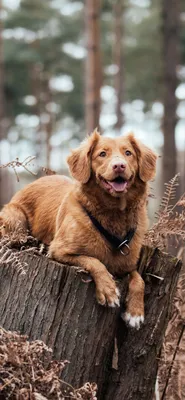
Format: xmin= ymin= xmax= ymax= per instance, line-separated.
xmin=109 ymin=302 xmax=116 ymax=308
xmin=116 ymin=288 xmax=120 ymax=297
xmin=97 ymin=299 xmax=106 ymax=306
xmin=108 ymin=298 xmax=120 ymax=308
xmin=121 ymin=312 xmax=144 ymax=329
xmin=115 ymin=298 xmax=120 ymax=307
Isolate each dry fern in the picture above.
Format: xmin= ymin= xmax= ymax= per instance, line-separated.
xmin=0 ymin=327 xmax=97 ymax=399
xmin=157 ymin=272 xmax=185 ymax=400
xmin=145 ymin=174 xmax=185 ymax=251
xmin=0 ymin=234 xmax=28 ymax=275
xmin=156 ymin=174 xmax=179 ymax=216
xmin=0 ymin=232 xmax=46 ymax=275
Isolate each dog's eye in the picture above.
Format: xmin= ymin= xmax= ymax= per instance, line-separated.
xmin=99 ymin=151 xmax=106 ymax=157
xmin=125 ymin=150 xmax=132 ymax=156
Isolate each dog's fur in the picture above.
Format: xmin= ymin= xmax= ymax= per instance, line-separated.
xmin=0 ymin=131 xmax=157 ymax=328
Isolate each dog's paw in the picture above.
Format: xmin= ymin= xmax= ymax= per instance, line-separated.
xmin=96 ymin=279 xmax=120 ymax=308
xmin=108 ymin=287 xmax=120 ymax=308
xmin=121 ymin=312 xmax=144 ymax=330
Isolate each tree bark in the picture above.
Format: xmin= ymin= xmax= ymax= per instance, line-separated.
xmin=84 ymin=0 xmax=102 ymax=134
xmin=0 ymin=245 xmax=181 ymax=398
xmin=157 ymin=267 xmax=185 ymax=400
xmin=113 ymin=0 xmax=124 ymax=132
xmin=0 ymin=250 xmax=122 ymax=395
xmin=0 ymin=0 xmax=5 ymax=144
xmin=104 ymin=247 xmax=181 ymax=400
xmin=30 ymin=63 xmax=44 ymax=164
xmin=30 ymin=64 xmax=53 ymax=169
xmin=0 ymin=0 xmax=6 ymax=208
xmin=44 ymin=82 xmax=53 ymax=170
xmin=162 ymin=0 xmax=180 ymax=184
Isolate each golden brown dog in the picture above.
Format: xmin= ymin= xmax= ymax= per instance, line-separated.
xmin=0 ymin=131 xmax=157 ymax=328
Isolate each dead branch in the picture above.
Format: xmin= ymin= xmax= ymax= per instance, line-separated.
xmin=0 ymin=156 xmax=37 ymax=181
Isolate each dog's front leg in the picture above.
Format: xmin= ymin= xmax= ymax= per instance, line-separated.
xmin=49 ymin=245 xmax=120 ymax=307
xmin=122 ymin=271 xmax=145 ymax=329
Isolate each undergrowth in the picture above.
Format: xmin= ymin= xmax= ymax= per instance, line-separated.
xmin=145 ymin=174 xmax=185 ymax=253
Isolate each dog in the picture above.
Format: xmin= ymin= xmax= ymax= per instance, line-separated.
xmin=0 ymin=130 xmax=157 ymax=329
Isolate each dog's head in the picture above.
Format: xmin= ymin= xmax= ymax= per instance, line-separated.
xmin=67 ymin=129 xmax=157 ymax=197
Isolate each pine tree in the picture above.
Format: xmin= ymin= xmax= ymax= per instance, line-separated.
xmin=162 ymin=0 xmax=180 ymax=183
xmin=84 ymin=0 xmax=102 ymax=134
xmin=113 ymin=0 xmax=125 ymax=131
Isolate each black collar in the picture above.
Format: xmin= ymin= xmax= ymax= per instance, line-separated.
xmin=83 ymin=206 xmax=136 ymax=255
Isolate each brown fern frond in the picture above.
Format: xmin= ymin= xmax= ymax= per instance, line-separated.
xmin=176 ymin=194 xmax=185 ymax=208
xmin=0 ymin=327 xmax=97 ymax=399
xmin=156 ymin=173 xmax=180 ymax=219
xmin=145 ymin=174 xmax=185 ymax=252
xmin=0 ymin=232 xmax=48 ymax=275
xmin=0 ymin=235 xmax=28 ymax=275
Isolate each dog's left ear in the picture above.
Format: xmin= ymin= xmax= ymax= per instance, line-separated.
xmin=128 ymin=133 xmax=157 ymax=182
xmin=67 ymin=129 xmax=100 ymax=183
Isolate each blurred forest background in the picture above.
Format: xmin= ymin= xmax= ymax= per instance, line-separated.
xmin=0 ymin=0 xmax=184 ymax=222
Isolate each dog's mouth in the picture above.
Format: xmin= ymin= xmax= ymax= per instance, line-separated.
xmin=100 ymin=176 xmax=129 ymax=193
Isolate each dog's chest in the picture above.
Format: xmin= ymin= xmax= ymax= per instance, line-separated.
xmin=102 ymin=207 xmax=137 ymax=244
xmin=95 ymin=208 xmax=136 ymax=237
xmin=84 ymin=234 xmax=137 ymax=275
xmin=83 ymin=214 xmax=139 ymax=274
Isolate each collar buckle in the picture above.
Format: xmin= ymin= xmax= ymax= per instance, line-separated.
xmin=118 ymin=240 xmax=130 ymax=256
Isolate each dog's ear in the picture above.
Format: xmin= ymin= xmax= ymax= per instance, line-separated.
xmin=127 ymin=133 xmax=157 ymax=182
xmin=67 ymin=129 xmax=100 ymax=183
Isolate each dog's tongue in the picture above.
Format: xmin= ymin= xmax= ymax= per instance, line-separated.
xmin=108 ymin=180 xmax=128 ymax=192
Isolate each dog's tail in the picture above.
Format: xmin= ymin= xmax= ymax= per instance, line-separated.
xmin=0 ymin=203 xmax=28 ymax=239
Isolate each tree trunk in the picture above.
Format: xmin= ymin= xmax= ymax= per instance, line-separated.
xmin=162 ymin=0 xmax=180 ymax=184
xmin=45 ymin=120 xmax=52 ymax=169
xmin=42 ymin=75 xmax=53 ymax=169
xmin=0 ymin=245 xmax=181 ymax=398
xmin=0 ymin=0 xmax=6 ymax=208
xmin=84 ymin=0 xmax=102 ymax=134
xmin=157 ymin=265 xmax=185 ymax=400
xmin=0 ymin=250 xmax=122 ymax=395
xmin=30 ymin=63 xmax=44 ymax=164
xmin=31 ymin=64 xmax=53 ymax=169
xmin=104 ymin=247 xmax=181 ymax=400
xmin=0 ymin=0 xmax=5 ymax=145
xmin=113 ymin=0 xmax=124 ymax=132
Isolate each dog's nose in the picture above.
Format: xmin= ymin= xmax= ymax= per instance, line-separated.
xmin=112 ymin=163 xmax=126 ymax=172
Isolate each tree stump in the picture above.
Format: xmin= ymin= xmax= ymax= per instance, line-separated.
xmin=104 ymin=248 xmax=182 ymax=400
xmin=0 ymin=245 xmax=181 ymax=399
